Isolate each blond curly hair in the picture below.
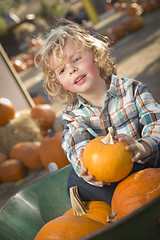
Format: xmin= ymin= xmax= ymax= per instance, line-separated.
xmin=36 ymin=19 xmax=117 ymax=104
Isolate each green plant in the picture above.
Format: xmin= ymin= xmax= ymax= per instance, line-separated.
xmin=0 ymin=17 xmax=7 ymax=35
xmin=37 ymin=0 xmax=68 ymax=18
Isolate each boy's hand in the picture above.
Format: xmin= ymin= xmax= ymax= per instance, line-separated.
xmin=115 ymin=134 xmax=152 ymax=163
xmin=80 ymin=167 xmax=109 ymax=187
xmin=79 ymin=149 xmax=111 ymax=187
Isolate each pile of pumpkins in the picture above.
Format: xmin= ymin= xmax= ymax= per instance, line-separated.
xmin=0 ymin=97 xmax=70 ymax=183
xmin=107 ymin=0 xmax=160 ymax=44
xmin=114 ymin=0 xmax=160 ymax=13
xmin=11 ymin=38 xmax=43 ymax=73
xmin=1 ymin=98 xmax=160 ymax=239
xmin=34 ymin=127 xmax=160 ymax=239
xmin=34 ymin=168 xmax=160 ymax=239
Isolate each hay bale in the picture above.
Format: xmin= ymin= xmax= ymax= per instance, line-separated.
xmin=0 ymin=110 xmax=43 ymax=156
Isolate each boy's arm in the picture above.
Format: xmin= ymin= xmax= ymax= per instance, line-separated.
xmin=61 ymin=112 xmax=96 ymax=177
xmin=61 ymin=112 xmax=107 ymax=186
xmin=135 ymin=83 xmax=160 ymax=167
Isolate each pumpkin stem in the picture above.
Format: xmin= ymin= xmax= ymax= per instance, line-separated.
xmin=101 ymin=127 xmax=116 ymax=145
xmin=47 ymin=129 xmax=54 ymax=138
xmin=70 ymin=186 xmax=88 ymax=216
xmin=107 ymin=209 xmax=117 ymax=223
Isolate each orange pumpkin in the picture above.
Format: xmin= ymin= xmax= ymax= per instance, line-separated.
xmin=114 ymin=2 xmax=127 ymax=11
xmin=32 ymin=96 xmax=46 ymax=105
xmin=127 ymin=3 xmax=143 ymax=16
xmin=11 ymin=59 xmax=27 ymax=72
xmin=110 ymin=168 xmax=160 ymax=220
xmin=106 ymin=29 xmax=117 ymax=45
xmin=34 ymin=186 xmax=106 ymax=240
xmin=150 ymin=0 xmax=160 ymax=10
xmin=34 ymin=215 xmax=104 ymax=240
xmin=126 ymin=16 xmax=145 ymax=33
xmin=31 ymin=104 xmax=56 ymax=130
xmin=20 ymin=141 xmax=44 ymax=169
xmin=112 ymin=24 xmax=126 ymax=40
xmin=0 ymin=152 xmax=7 ymax=165
xmin=65 ymin=201 xmax=111 ymax=225
xmin=141 ymin=2 xmax=152 ymax=12
xmin=39 ymin=131 xmax=70 ymax=170
xmin=10 ymin=142 xmax=31 ymax=160
xmin=82 ymin=127 xmax=133 ymax=182
xmin=0 ymin=98 xmax=15 ymax=126
xmin=0 ymin=159 xmax=27 ymax=182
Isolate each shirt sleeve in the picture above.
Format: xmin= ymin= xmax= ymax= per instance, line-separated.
xmin=61 ymin=110 xmax=98 ymax=176
xmin=135 ymin=83 xmax=160 ymax=167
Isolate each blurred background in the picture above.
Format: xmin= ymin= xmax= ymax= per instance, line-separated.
xmin=0 ymin=0 xmax=159 ymax=105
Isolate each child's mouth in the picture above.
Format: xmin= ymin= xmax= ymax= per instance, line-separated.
xmin=74 ymin=75 xmax=86 ymax=85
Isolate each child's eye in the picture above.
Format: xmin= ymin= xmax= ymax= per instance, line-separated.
xmin=59 ymin=68 xmax=65 ymax=74
xmin=73 ymin=57 xmax=82 ymax=63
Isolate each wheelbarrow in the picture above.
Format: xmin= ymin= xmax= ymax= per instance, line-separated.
xmin=0 ymin=164 xmax=160 ymax=240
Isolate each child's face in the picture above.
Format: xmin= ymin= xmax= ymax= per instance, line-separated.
xmin=49 ymin=39 xmax=103 ymax=97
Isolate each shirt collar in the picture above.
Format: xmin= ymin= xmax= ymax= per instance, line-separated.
xmin=106 ymin=74 xmax=126 ymax=98
xmin=65 ymin=95 xmax=87 ymax=111
xmin=76 ymin=95 xmax=90 ymax=108
xmin=66 ymin=74 xmax=126 ymax=111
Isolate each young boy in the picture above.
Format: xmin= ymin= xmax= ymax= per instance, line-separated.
xmin=36 ymin=20 xmax=160 ymax=204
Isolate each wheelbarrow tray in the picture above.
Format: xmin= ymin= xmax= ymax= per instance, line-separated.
xmin=0 ymin=164 xmax=160 ymax=240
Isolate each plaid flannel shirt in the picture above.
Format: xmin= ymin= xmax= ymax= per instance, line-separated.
xmin=62 ymin=74 xmax=160 ymax=176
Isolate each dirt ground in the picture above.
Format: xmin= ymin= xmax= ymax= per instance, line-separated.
xmin=0 ymin=8 xmax=160 ymax=211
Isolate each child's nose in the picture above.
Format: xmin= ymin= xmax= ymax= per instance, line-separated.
xmin=69 ymin=67 xmax=77 ymax=75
